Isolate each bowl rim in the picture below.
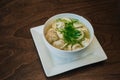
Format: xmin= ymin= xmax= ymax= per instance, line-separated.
xmin=43 ymin=13 xmax=94 ymax=53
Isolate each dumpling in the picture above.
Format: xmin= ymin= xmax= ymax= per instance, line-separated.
xmin=64 ymin=44 xmax=72 ymax=51
xmin=81 ymin=38 xmax=89 ymax=47
xmin=80 ymin=27 xmax=88 ymax=32
xmin=46 ymin=28 xmax=58 ymax=43
xmin=56 ymin=31 xmax=63 ymax=39
xmin=73 ymin=23 xmax=83 ymax=28
xmin=52 ymin=39 xmax=65 ymax=49
xmin=72 ymin=44 xmax=82 ymax=50
xmin=61 ymin=17 xmax=71 ymax=22
xmin=52 ymin=21 xmax=65 ymax=29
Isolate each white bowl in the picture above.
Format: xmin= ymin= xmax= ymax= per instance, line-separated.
xmin=43 ymin=13 xmax=94 ymax=58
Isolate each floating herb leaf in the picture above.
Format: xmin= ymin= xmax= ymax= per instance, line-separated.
xmin=60 ymin=22 xmax=81 ymax=44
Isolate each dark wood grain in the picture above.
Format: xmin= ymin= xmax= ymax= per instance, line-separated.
xmin=0 ymin=0 xmax=120 ymax=80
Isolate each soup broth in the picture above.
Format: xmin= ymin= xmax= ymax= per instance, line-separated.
xmin=45 ymin=18 xmax=90 ymax=51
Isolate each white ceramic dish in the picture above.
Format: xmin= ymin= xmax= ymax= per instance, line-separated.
xmin=30 ymin=25 xmax=107 ymax=77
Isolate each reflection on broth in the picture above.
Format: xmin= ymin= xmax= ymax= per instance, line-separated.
xmin=45 ymin=18 xmax=90 ymax=51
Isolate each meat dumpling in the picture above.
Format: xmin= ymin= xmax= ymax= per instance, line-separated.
xmin=46 ymin=28 xmax=58 ymax=43
xmin=81 ymin=38 xmax=89 ymax=47
xmin=61 ymin=18 xmax=71 ymax=22
xmin=73 ymin=22 xmax=83 ymax=28
xmin=52 ymin=21 xmax=65 ymax=29
xmin=72 ymin=44 xmax=82 ymax=50
xmin=56 ymin=31 xmax=63 ymax=39
xmin=64 ymin=44 xmax=72 ymax=51
xmin=80 ymin=27 xmax=88 ymax=32
xmin=52 ymin=39 xmax=65 ymax=49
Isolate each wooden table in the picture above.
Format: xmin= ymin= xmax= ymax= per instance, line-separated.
xmin=0 ymin=0 xmax=120 ymax=80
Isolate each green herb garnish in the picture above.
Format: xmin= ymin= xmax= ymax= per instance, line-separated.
xmin=60 ymin=21 xmax=82 ymax=44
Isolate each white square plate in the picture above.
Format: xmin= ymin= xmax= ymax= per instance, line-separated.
xmin=30 ymin=25 xmax=107 ymax=77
